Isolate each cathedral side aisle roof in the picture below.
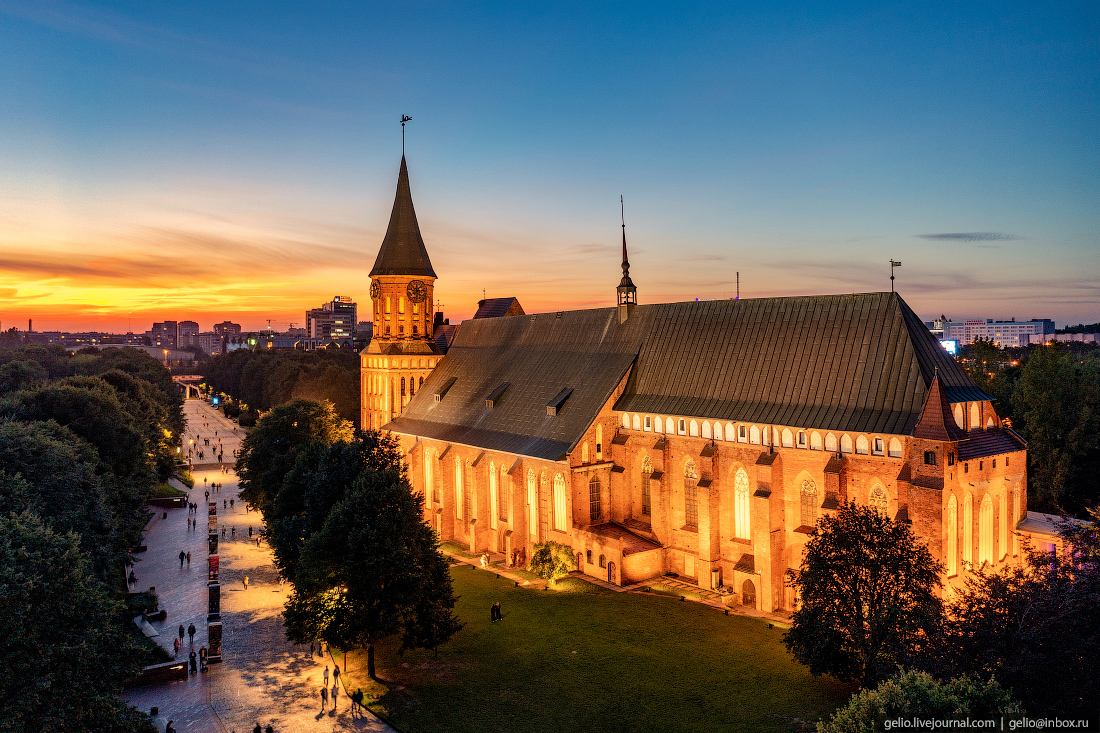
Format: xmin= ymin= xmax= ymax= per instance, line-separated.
xmin=370 ymin=156 xmax=437 ymax=278
xmin=385 ymin=292 xmax=990 ymax=460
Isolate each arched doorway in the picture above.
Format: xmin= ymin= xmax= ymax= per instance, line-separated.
xmin=607 ymin=561 xmax=617 ymax=585
xmin=576 ymin=552 xmax=583 ymax=573
xmin=742 ymin=579 xmax=756 ymax=609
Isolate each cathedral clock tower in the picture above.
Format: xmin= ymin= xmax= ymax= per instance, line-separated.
xmin=360 ymin=156 xmax=444 ymax=431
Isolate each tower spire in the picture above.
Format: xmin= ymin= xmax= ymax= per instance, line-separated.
xmin=617 ymin=195 xmax=637 ymax=323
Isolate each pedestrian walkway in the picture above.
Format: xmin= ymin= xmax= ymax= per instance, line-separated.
xmin=124 ymin=399 xmax=392 ymax=732
xmin=183 ymin=399 xmax=243 ymax=469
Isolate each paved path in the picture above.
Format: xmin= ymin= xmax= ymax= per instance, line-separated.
xmin=124 ymin=399 xmax=393 ymax=733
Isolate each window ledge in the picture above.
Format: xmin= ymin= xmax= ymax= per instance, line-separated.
xmin=679 ymin=524 xmax=698 ymax=533
xmin=794 ymin=525 xmax=816 ymax=535
xmin=731 ymin=537 xmax=752 ymax=545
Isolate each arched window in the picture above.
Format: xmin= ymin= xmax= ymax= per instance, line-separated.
xmin=587 ymin=475 xmax=600 ymax=524
xmin=810 ymin=431 xmax=822 ymax=450
xmin=595 ymin=425 xmax=603 ymax=461
xmin=953 ymin=403 xmax=964 ymax=429
xmin=465 ymin=462 xmax=474 ymax=520
xmin=749 ymin=425 xmax=761 ymax=445
xmin=499 ymin=467 xmax=509 ymax=523
xmin=385 ymin=296 xmax=391 ymax=314
xmin=781 ymin=428 xmax=793 ymax=448
xmin=527 ymin=470 xmax=538 ymax=540
xmin=869 ymin=485 xmax=887 ymax=516
xmin=679 ymin=419 xmax=688 ymax=435
xmin=599 ymin=554 xmax=606 ymax=568
xmin=425 ymin=450 xmax=436 ymax=504
xmin=800 ymin=478 xmax=817 ymax=527
xmin=947 ymin=495 xmax=958 ymax=575
xmin=855 ymin=435 xmax=869 ymax=454
xmin=713 ymin=422 xmax=723 ymax=441
xmin=734 ymin=468 xmax=750 ymax=540
xmin=840 ymin=434 xmax=853 ymax=453
xmin=736 ymin=424 xmax=745 ymax=443
xmin=999 ymin=492 xmax=1007 ymax=560
xmin=631 ymin=414 xmax=640 ymax=430
xmin=986 ymin=416 xmax=996 ymax=429
xmin=665 ymin=417 xmax=675 ymax=434
xmin=419 ymin=376 xmax=423 ymax=389
xmin=684 ymin=461 xmax=698 ymax=527
xmin=970 ymin=403 xmax=980 ymax=430
xmin=1012 ymin=489 xmax=1020 ymax=556
xmin=454 ymin=458 xmax=464 ymax=521
xmin=979 ymin=495 xmax=994 ymax=566
xmin=963 ymin=494 xmax=973 ymax=566
xmin=623 ymin=413 xmax=631 ymax=429
xmin=888 ymin=438 xmax=903 ymax=458
xmin=554 ymin=474 xmax=569 ymax=531
xmin=645 ymin=416 xmax=653 ymax=431
xmin=641 ymin=455 xmax=652 ymax=516
xmin=702 ymin=421 xmax=711 ymax=439
xmin=582 ymin=442 xmax=589 ymax=463
xmin=401 ymin=377 xmax=406 ymax=396
xmin=489 ymin=462 xmax=499 ymax=531
xmin=586 ymin=549 xmax=592 ymax=564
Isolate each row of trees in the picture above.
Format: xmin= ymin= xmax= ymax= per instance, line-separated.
xmin=0 ymin=344 xmax=186 ymax=732
xmin=236 ymin=399 xmax=462 ymax=679
xmin=785 ymin=503 xmax=1100 ymax=728
xmin=201 ymin=348 xmax=359 ymax=423
xmin=961 ymin=340 xmax=1100 ymax=514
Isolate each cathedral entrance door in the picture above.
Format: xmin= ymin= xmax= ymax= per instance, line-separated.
xmin=607 ymin=561 xmax=616 ymax=585
xmin=742 ymin=579 xmax=756 ymax=609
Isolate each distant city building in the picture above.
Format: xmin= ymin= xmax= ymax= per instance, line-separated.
xmin=177 ymin=320 xmax=199 ymax=346
xmin=1030 ymin=332 xmax=1100 ymax=345
xmin=196 ymin=332 xmax=225 ymax=356
xmin=923 ymin=315 xmax=947 ymax=339
xmin=214 ymin=321 xmax=242 ymax=338
xmin=943 ymin=318 xmax=1054 ymax=348
xmin=306 ymin=296 xmax=357 ymax=340
xmin=149 ymin=320 xmax=178 ymax=348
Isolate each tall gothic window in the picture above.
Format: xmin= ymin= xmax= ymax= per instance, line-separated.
xmin=554 ymin=474 xmax=569 ymax=531
xmin=641 ymin=455 xmax=652 ymax=516
xmin=588 ymin=475 xmax=601 ymax=523
xmin=454 ymin=458 xmax=464 ymax=521
xmin=499 ymin=468 xmax=509 ymax=523
xmin=963 ymin=494 xmax=973 ymax=566
xmin=684 ymin=461 xmax=698 ymax=528
xmin=800 ymin=478 xmax=817 ymax=527
xmin=425 ymin=450 xmax=437 ymax=504
xmin=734 ymin=467 xmax=750 ymax=540
xmin=947 ymin=494 xmax=958 ymax=576
xmin=489 ymin=462 xmax=498 ymax=531
xmin=595 ymin=424 xmax=603 ymax=461
xmin=979 ymin=495 xmax=994 ymax=566
xmin=527 ymin=470 xmax=538 ymax=540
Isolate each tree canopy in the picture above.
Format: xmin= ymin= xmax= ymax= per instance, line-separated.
xmin=0 ymin=511 xmax=155 ymax=733
xmin=784 ymin=502 xmax=943 ymax=688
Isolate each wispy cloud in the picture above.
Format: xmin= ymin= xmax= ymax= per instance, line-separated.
xmin=915 ymin=232 xmax=1022 ymax=242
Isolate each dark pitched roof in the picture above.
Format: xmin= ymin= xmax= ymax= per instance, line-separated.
xmin=370 ymin=157 xmax=437 ymax=278
xmin=587 ymin=522 xmax=661 ymax=555
xmin=433 ymin=324 xmax=458 ymax=354
xmin=957 ymin=428 xmax=1027 ymax=461
xmin=913 ymin=375 xmax=968 ymax=441
xmin=474 ymin=297 xmax=525 ymax=319
xmin=386 ymin=292 xmax=989 ymax=459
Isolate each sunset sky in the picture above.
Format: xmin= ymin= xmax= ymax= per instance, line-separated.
xmin=0 ymin=2 xmax=1097 ymax=333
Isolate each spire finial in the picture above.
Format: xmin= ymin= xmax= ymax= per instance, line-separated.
xmin=617 ymin=196 xmax=637 ymax=320
xmin=889 ymin=259 xmax=902 ymax=292
xmin=401 ymin=115 xmax=412 ymax=155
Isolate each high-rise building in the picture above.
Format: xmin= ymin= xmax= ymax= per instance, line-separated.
xmin=177 ymin=320 xmax=199 ymax=346
xmin=306 ymin=296 xmax=357 ymax=339
xmin=149 ymin=321 xmax=178 ymax=348
xmin=214 ymin=321 xmax=242 ymax=338
xmin=360 ymin=156 xmax=443 ymax=431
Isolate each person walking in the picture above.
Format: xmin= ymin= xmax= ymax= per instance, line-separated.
xmin=186 ymin=551 xmax=191 ymax=567
xmin=333 ymin=664 xmax=340 ymax=686
xmin=187 ymin=623 xmax=196 ymax=646
xmin=252 ymin=724 xmax=262 ymax=733
xmin=351 ymin=689 xmax=364 ymax=718
xmin=165 ymin=721 xmax=176 ymax=733
xmin=323 ymin=665 xmax=329 ymax=687
xmin=320 ymin=685 xmax=328 ymax=711
xmin=189 ymin=650 xmax=197 ymax=674
xmin=178 ymin=624 xmax=185 ymax=645
xmin=332 ymin=683 xmax=339 ymax=709
xmin=248 ymin=526 xmax=253 ymax=539
xmin=179 ymin=550 xmax=186 ymax=568
xmin=242 ymin=575 xmax=249 ymax=589
xmin=230 ymin=498 xmax=234 ymax=509
xmin=310 ymin=641 xmax=315 ymax=657
xmin=173 ymin=637 xmax=180 ymax=658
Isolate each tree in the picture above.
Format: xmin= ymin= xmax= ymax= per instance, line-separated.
xmin=0 ymin=421 xmax=122 ymax=583
xmin=528 ymin=540 xmax=577 ymax=585
xmin=928 ymin=508 xmax=1100 ymax=718
xmin=818 ymin=670 xmax=1020 ymax=732
xmin=282 ymin=466 xmax=462 ymax=678
xmin=1013 ymin=343 xmax=1100 ymax=514
xmin=0 ymin=511 xmax=155 ymax=733
xmin=0 ymin=360 xmax=46 ymax=394
xmin=236 ymin=399 xmax=354 ymax=512
xmin=784 ymin=502 xmax=943 ymax=688
xmin=267 ymin=430 xmax=404 ymax=583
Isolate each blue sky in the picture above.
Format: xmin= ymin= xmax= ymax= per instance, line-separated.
xmin=0 ymin=1 xmax=1097 ymax=331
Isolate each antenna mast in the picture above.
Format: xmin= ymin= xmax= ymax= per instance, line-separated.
xmin=401 ymin=115 xmax=412 ymax=155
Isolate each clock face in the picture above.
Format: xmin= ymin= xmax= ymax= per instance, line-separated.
xmin=369 ymin=281 xmax=381 ymax=299
xmin=407 ymin=280 xmax=427 ymax=303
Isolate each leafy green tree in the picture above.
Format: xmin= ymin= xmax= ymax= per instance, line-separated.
xmin=267 ymin=430 xmax=404 ymax=582
xmin=236 ymin=399 xmax=354 ymax=511
xmin=818 ymin=670 xmax=1020 ymax=733
xmin=784 ymin=502 xmax=943 ymax=688
xmin=1013 ymin=343 xmax=1100 ymax=513
xmin=0 ymin=421 xmax=122 ymax=583
xmin=0 ymin=360 xmax=46 ymax=394
xmin=0 ymin=511 xmax=155 ymax=733
xmin=283 ymin=467 xmax=462 ymax=678
xmin=528 ymin=540 xmax=577 ymax=585
xmin=928 ymin=508 xmax=1100 ymax=718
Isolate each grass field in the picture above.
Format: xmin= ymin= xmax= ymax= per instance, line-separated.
xmin=339 ymin=565 xmax=853 ymax=733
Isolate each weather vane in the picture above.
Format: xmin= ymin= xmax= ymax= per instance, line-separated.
xmin=889 ymin=259 xmax=902 ymax=292
xmin=401 ymin=115 xmax=412 ymax=154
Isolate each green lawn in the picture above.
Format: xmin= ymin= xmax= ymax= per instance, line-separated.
xmin=150 ymin=483 xmax=187 ymax=499
xmin=340 ymin=565 xmax=853 ymax=733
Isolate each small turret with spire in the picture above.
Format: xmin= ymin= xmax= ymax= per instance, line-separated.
xmin=617 ymin=196 xmax=637 ymax=324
